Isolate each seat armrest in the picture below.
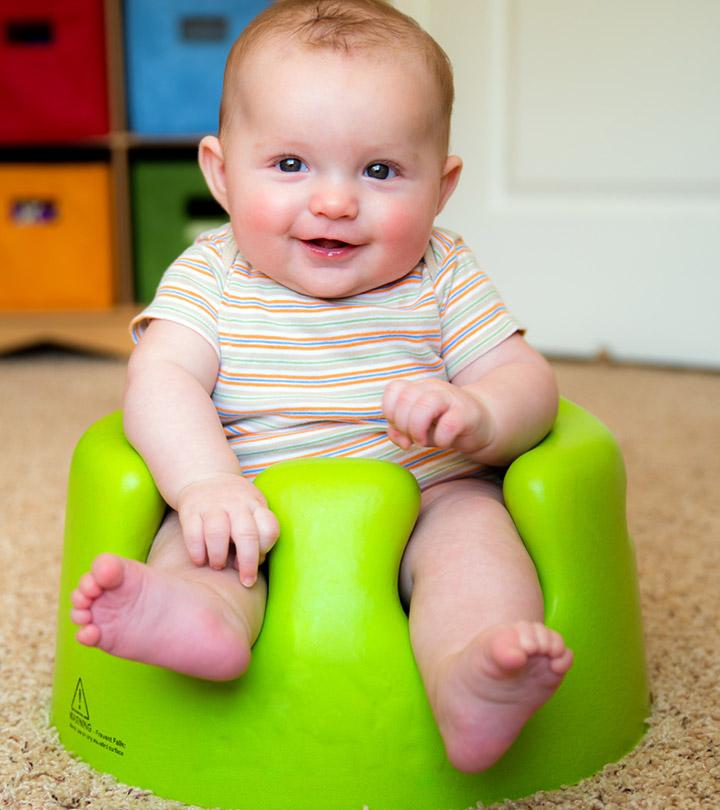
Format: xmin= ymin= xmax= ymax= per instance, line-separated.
xmin=501 ymin=398 xmax=648 ymax=770
xmin=59 ymin=412 xmax=165 ymax=600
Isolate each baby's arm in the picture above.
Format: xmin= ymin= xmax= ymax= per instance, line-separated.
xmin=383 ymin=333 xmax=557 ymax=466
xmin=123 ymin=319 xmax=279 ymax=585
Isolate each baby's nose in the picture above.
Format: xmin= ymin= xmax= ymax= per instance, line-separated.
xmin=309 ymin=182 xmax=359 ymax=220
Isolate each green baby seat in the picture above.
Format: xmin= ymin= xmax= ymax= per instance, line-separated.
xmin=51 ymin=399 xmax=648 ymax=809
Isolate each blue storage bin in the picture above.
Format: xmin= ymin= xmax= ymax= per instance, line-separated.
xmin=124 ymin=0 xmax=271 ymax=135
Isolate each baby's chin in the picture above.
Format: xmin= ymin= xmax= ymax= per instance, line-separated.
xmin=261 ymin=263 xmax=383 ymax=300
xmin=253 ymin=243 xmax=413 ymax=300
xmin=283 ymin=277 xmax=371 ymax=301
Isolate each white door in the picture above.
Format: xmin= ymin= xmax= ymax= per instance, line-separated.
xmin=398 ymin=0 xmax=720 ymax=368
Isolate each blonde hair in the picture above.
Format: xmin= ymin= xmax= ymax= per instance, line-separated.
xmin=219 ymin=0 xmax=454 ymax=151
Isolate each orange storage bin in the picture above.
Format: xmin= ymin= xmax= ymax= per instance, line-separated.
xmin=0 ymin=163 xmax=114 ymax=310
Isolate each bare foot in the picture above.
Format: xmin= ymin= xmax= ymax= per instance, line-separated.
xmin=70 ymin=553 xmax=252 ymax=680
xmin=434 ymin=621 xmax=573 ymax=772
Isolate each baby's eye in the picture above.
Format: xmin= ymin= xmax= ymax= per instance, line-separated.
xmin=364 ymin=162 xmax=397 ymax=180
xmin=277 ymin=157 xmax=308 ymax=173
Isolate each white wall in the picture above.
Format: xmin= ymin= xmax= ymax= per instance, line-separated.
xmin=397 ymin=0 xmax=720 ymax=368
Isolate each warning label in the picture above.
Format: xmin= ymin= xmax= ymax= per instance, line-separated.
xmin=71 ymin=678 xmax=90 ymax=719
xmin=68 ymin=677 xmax=126 ymax=757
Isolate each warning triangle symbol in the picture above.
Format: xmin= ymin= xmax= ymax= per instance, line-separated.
xmin=71 ymin=678 xmax=90 ymax=720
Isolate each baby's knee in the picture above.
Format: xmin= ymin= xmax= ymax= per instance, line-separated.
xmin=146 ymin=510 xmax=187 ymax=567
xmin=420 ymin=477 xmax=506 ymax=517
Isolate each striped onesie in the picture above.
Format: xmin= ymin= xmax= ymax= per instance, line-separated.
xmin=131 ymin=225 xmax=522 ymax=490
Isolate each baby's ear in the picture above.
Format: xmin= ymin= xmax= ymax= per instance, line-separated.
xmin=436 ymin=155 xmax=463 ymax=215
xmin=198 ymin=136 xmax=230 ymax=212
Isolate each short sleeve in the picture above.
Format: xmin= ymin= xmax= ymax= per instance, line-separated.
xmin=426 ymin=229 xmax=523 ymax=380
xmin=129 ymin=228 xmax=232 ymax=358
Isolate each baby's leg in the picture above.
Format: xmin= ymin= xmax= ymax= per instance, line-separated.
xmin=400 ymin=478 xmax=572 ymax=772
xmin=70 ymin=512 xmax=266 ymax=681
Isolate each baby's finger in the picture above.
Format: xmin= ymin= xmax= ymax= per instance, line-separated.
xmin=179 ymin=511 xmax=207 ymax=566
xmin=386 ymin=423 xmax=412 ymax=450
xmin=384 ymin=382 xmax=419 ymax=440
xmin=406 ymin=392 xmax=446 ymax=446
xmin=253 ymin=506 xmax=280 ymax=554
xmin=430 ymin=401 xmax=465 ymax=448
xmin=235 ymin=538 xmax=260 ymax=588
xmin=381 ymin=379 xmax=406 ymax=417
xmin=383 ymin=380 xmax=414 ymax=429
xmin=202 ymin=511 xmax=231 ymax=570
xmin=230 ymin=513 xmax=261 ymax=587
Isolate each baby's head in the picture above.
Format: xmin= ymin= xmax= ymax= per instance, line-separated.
xmin=219 ymin=0 xmax=455 ymax=155
xmin=200 ymin=0 xmax=463 ymax=299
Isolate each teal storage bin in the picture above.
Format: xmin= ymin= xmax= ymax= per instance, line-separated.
xmin=131 ymin=159 xmax=226 ymax=303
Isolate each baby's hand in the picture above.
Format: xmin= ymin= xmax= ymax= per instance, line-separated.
xmin=176 ymin=474 xmax=279 ymax=587
xmin=383 ymin=379 xmax=490 ymax=455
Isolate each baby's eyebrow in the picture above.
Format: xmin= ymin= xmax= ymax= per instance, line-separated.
xmin=253 ymin=138 xmax=311 ymax=152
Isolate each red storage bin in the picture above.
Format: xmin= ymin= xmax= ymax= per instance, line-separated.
xmin=0 ymin=0 xmax=109 ymax=142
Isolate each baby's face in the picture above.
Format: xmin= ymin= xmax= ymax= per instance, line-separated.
xmin=216 ymin=42 xmax=460 ymax=299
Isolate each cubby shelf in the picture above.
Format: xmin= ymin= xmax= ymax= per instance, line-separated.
xmin=0 ymin=305 xmax=142 ymax=357
xmin=0 ymin=0 xmax=207 ymax=357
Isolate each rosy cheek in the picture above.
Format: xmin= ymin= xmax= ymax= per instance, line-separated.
xmin=236 ymin=189 xmax=290 ymax=234
xmin=380 ymin=208 xmax=417 ymax=241
xmin=377 ymin=200 xmax=435 ymax=257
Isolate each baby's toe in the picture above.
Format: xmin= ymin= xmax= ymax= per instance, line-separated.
xmin=551 ymin=648 xmax=574 ymax=675
xmin=71 ymin=607 xmax=92 ymax=626
xmin=71 ymin=588 xmax=92 ymax=609
xmin=515 ymin=621 xmax=543 ymax=655
xmin=78 ymin=572 xmax=102 ymax=599
xmin=91 ymin=553 xmax=126 ymax=589
xmin=76 ymin=623 xmax=101 ymax=646
xmin=548 ymin=629 xmax=566 ymax=658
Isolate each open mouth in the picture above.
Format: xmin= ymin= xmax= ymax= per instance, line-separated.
xmin=307 ymin=238 xmax=352 ymax=250
xmin=302 ymin=238 xmax=358 ymax=257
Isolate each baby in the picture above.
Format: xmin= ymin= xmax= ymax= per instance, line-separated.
xmin=71 ymin=0 xmax=572 ymax=772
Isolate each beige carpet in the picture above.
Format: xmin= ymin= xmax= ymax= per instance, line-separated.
xmin=1 ymin=350 xmax=719 ymax=809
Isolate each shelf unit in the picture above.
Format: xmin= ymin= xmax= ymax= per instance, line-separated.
xmin=0 ymin=0 xmax=205 ymax=357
